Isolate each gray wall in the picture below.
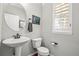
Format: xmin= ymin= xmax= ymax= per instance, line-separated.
xmin=0 ymin=3 xmax=26 ymax=56
xmin=0 ymin=4 xmax=2 ymax=46
xmin=21 ymin=3 xmax=42 ymax=56
xmin=0 ymin=3 xmax=42 ymax=56
xmin=42 ymin=3 xmax=79 ymax=56
xmin=0 ymin=4 xmax=2 ymax=47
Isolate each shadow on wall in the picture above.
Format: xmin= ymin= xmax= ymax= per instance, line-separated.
xmin=0 ymin=43 xmax=14 ymax=56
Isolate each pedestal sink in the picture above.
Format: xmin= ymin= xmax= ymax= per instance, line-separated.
xmin=2 ymin=36 xmax=30 ymax=56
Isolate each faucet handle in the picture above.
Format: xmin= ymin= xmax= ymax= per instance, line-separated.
xmin=17 ymin=33 xmax=21 ymax=38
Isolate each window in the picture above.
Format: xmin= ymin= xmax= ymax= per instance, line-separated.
xmin=52 ymin=3 xmax=72 ymax=34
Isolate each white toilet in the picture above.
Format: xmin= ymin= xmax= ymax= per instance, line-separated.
xmin=32 ymin=38 xmax=49 ymax=56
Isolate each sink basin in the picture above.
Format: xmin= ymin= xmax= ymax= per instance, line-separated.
xmin=2 ymin=36 xmax=30 ymax=56
xmin=2 ymin=36 xmax=30 ymax=47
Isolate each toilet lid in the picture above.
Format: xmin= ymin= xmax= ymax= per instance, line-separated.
xmin=37 ymin=47 xmax=49 ymax=53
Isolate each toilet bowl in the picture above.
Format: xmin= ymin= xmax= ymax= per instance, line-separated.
xmin=32 ymin=38 xmax=49 ymax=56
xmin=37 ymin=47 xmax=49 ymax=56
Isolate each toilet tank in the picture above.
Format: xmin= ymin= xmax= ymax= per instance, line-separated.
xmin=32 ymin=38 xmax=42 ymax=48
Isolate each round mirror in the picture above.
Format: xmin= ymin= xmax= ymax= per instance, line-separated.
xmin=3 ymin=3 xmax=26 ymax=31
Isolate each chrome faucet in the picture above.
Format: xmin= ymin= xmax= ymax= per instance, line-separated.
xmin=12 ymin=33 xmax=21 ymax=39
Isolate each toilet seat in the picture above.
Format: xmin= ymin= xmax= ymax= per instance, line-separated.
xmin=37 ymin=47 xmax=49 ymax=56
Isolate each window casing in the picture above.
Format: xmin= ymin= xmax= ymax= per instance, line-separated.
xmin=52 ymin=3 xmax=72 ymax=34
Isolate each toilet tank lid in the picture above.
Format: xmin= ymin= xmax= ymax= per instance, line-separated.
xmin=32 ymin=38 xmax=42 ymax=41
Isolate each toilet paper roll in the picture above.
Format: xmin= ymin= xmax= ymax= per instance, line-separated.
xmin=51 ymin=42 xmax=58 ymax=46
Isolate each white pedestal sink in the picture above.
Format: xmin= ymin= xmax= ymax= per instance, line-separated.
xmin=2 ymin=36 xmax=30 ymax=56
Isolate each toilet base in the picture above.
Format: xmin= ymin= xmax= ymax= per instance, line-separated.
xmin=32 ymin=52 xmax=50 ymax=56
xmin=32 ymin=53 xmax=38 ymax=56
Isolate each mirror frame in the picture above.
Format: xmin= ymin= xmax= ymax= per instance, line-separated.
xmin=4 ymin=3 xmax=27 ymax=32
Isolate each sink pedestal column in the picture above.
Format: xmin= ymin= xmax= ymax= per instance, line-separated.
xmin=15 ymin=46 xmax=22 ymax=56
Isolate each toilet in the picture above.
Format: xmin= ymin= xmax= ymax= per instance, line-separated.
xmin=32 ymin=38 xmax=49 ymax=56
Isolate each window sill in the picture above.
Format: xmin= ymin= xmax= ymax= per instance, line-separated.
xmin=52 ymin=30 xmax=72 ymax=35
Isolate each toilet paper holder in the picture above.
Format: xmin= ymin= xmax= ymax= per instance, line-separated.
xmin=51 ymin=42 xmax=58 ymax=45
